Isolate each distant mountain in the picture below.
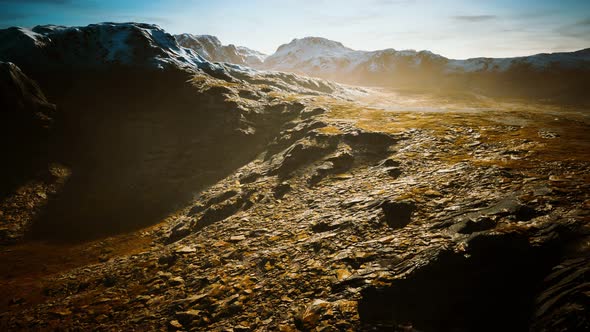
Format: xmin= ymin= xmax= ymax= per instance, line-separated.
xmin=236 ymin=45 xmax=267 ymax=66
xmin=175 ymin=33 xmax=267 ymax=67
xmin=263 ymin=37 xmax=446 ymax=82
xmin=264 ymin=37 xmax=590 ymax=85
xmin=172 ymin=33 xmax=590 ymax=101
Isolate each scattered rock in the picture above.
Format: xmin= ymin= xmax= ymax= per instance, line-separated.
xmin=381 ymin=201 xmax=416 ymax=229
xmin=166 ymin=221 xmax=192 ymax=244
xmin=296 ymin=299 xmax=332 ymax=330
xmin=301 ymin=107 xmax=327 ymax=119
xmin=229 ymin=235 xmax=246 ymax=242
xmin=169 ymin=319 xmax=183 ymax=329
xmin=272 ymin=138 xmax=335 ymax=177
xmin=311 ymin=218 xmax=352 ymax=233
xmin=103 ymin=276 xmax=117 ymax=287
xmin=386 ymin=167 xmax=402 ymax=178
xmin=175 ymin=245 xmax=197 ymax=254
xmin=158 ymin=254 xmax=178 ymax=267
xmin=169 ymin=276 xmax=185 ymax=286
xmin=273 ymin=182 xmax=291 ymax=199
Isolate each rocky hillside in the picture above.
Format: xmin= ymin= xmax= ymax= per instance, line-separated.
xmin=0 ymin=61 xmax=62 ymax=243
xmin=176 ymin=33 xmax=267 ymax=67
xmin=0 ymin=22 xmax=344 ymax=243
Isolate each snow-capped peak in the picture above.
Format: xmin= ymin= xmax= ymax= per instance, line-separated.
xmin=175 ymin=33 xmax=267 ymax=67
xmin=271 ymin=37 xmax=353 ymax=61
xmin=177 ymin=33 xmax=222 ymax=47
xmin=0 ymin=22 xmax=209 ymax=71
xmin=260 ymin=35 xmax=590 ymax=84
xmin=236 ymin=46 xmax=268 ymax=64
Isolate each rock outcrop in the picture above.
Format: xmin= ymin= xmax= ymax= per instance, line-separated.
xmin=0 ymin=61 xmax=62 ymax=243
xmin=175 ymin=34 xmax=267 ymax=67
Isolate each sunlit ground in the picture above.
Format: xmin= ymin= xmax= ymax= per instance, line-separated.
xmin=312 ymin=87 xmax=590 ymax=165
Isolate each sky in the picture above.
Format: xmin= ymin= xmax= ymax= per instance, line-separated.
xmin=0 ymin=0 xmax=589 ymax=59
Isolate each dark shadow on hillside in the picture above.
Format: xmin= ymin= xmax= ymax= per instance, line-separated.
xmin=358 ymin=233 xmax=563 ymax=332
xmin=26 ymin=68 xmax=289 ymax=242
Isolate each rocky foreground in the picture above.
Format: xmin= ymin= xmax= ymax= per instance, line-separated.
xmin=1 ymin=86 xmax=589 ymax=331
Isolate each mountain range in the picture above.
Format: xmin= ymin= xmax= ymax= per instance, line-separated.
xmin=177 ymin=35 xmax=590 ymax=101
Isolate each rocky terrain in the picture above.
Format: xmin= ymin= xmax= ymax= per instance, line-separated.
xmin=175 ymin=34 xmax=267 ymax=67
xmin=0 ymin=22 xmax=344 ymax=243
xmin=0 ymin=61 xmax=63 ymax=243
xmin=1 ymin=22 xmax=589 ymax=332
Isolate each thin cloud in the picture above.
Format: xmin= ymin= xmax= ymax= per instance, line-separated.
xmin=557 ymin=17 xmax=590 ymax=39
xmin=453 ymin=15 xmax=497 ymax=22
xmin=308 ymin=12 xmax=384 ymax=26
xmin=373 ymin=0 xmax=416 ymax=5
xmin=112 ymin=15 xmax=173 ymax=25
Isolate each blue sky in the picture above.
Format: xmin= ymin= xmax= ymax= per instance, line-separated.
xmin=0 ymin=0 xmax=589 ymax=59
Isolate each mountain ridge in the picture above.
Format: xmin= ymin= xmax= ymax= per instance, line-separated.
xmin=269 ymin=36 xmax=590 ymax=65
xmin=263 ymin=36 xmax=590 ymax=101
xmin=175 ymin=33 xmax=267 ymax=67
xmin=265 ymin=35 xmax=590 ymax=73
xmin=177 ymin=33 xmax=590 ymax=101
xmin=179 ymin=33 xmax=590 ymax=73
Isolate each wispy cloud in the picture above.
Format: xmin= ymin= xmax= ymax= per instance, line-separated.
xmin=373 ymin=0 xmax=416 ymax=5
xmin=111 ymin=15 xmax=172 ymax=25
xmin=557 ymin=17 xmax=590 ymax=39
xmin=453 ymin=15 xmax=497 ymax=22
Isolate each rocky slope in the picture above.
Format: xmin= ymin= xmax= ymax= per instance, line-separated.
xmin=0 ymin=22 xmax=344 ymax=242
xmin=0 ymin=61 xmax=63 ymax=243
xmin=176 ymin=33 xmax=267 ymax=67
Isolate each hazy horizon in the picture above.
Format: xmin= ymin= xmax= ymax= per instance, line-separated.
xmin=1 ymin=0 xmax=589 ymax=59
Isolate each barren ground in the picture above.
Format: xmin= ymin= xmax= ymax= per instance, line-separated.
xmin=1 ymin=86 xmax=589 ymax=331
